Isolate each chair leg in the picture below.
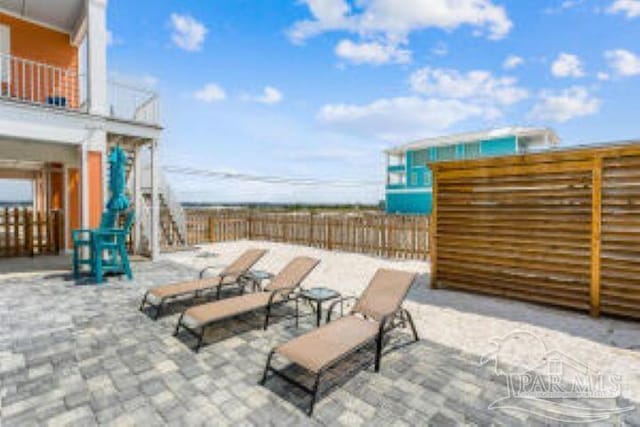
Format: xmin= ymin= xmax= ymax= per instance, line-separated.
xmin=403 ymin=309 xmax=419 ymax=342
xmin=119 ymin=237 xmax=132 ymax=280
xmin=194 ymin=328 xmax=204 ymax=353
xmin=94 ymin=248 xmax=103 ymax=284
xmin=72 ymin=247 xmax=79 ymax=279
xmin=308 ymin=372 xmax=322 ymax=416
xmin=154 ymin=301 xmax=163 ymax=320
xmin=263 ymin=305 xmax=272 ymax=330
xmin=216 ymin=284 xmax=222 ymax=300
xmin=375 ymin=328 xmax=385 ymax=373
xmin=174 ymin=312 xmax=185 ymax=336
xmin=139 ymin=292 xmax=148 ymax=311
xmin=260 ymin=350 xmax=275 ymax=385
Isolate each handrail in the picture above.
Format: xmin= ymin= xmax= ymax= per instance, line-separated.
xmin=0 ymin=53 xmax=79 ymax=110
xmin=157 ymin=171 xmax=187 ymax=244
xmin=108 ymin=79 xmax=160 ymax=124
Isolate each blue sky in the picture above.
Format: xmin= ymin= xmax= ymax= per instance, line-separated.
xmin=105 ymin=0 xmax=640 ymax=204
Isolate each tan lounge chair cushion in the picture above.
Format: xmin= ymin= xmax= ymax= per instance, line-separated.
xmin=265 ymin=256 xmax=321 ymax=292
xmin=183 ymin=292 xmax=283 ymax=326
xmin=275 ymin=316 xmax=379 ymax=373
xmin=180 ymin=256 xmax=320 ymax=327
xmin=353 ymin=269 xmax=417 ymax=321
xmin=148 ymin=248 xmax=267 ymax=300
xmin=149 ymin=277 xmax=222 ymax=299
xmin=223 ymin=249 xmax=268 ymax=277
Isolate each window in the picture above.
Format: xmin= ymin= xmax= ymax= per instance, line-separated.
xmin=410 ymin=172 xmax=419 ymax=186
xmin=465 ymin=142 xmax=481 ymax=159
xmin=424 ymin=170 xmax=433 ymax=186
xmin=388 ymin=172 xmax=406 ymax=186
xmin=435 ymin=145 xmax=456 ymax=161
xmin=388 ymin=153 xmax=405 ymax=166
xmin=411 ymin=149 xmax=430 ymax=167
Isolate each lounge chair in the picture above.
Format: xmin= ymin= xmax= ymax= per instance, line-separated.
xmin=261 ymin=268 xmax=419 ymax=415
xmin=174 ymin=256 xmax=320 ymax=352
xmin=139 ymin=248 xmax=267 ymax=319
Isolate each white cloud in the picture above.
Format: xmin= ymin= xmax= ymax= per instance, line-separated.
xmin=317 ymin=96 xmax=499 ymax=141
xmin=529 ymin=86 xmax=600 ymax=123
xmin=544 ymin=0 xmax=584 ymax=14
xmin=551 ymin=53 xmax=585 ymax=78
xmin=503 ymin=54 xmax=524 ymax=70
xmin=194 ymin=83 xmax=226 ymax=102
xmin=335 ymin=39 xmax=410 ymax=64
xmin=409 ymin=67 xmax=529 ymax=105
xmin=170 ymin=14 xmax=207 ymax=51
xmin=597 ymin=72 xmax=611 ymax=81
xmin=289 ymin=0 xmax=513 ymax=44
xmin=245 ymin=86 xmax=284 ymax=105
xmin=607 ymin=0 xmax=640 ymax=18
xmin=605 ymin=49 xmax=640 ymax=76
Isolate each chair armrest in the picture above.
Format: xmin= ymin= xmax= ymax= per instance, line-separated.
xmin=267 ymin=286 xmax=299 ymax=306
xmin=326 ymin=296 xmax=359 ymax=323
xmin=72 ymin=229 xmax=93 ymax=239
xmin=199 ymin=266 xmax=223 ymax=279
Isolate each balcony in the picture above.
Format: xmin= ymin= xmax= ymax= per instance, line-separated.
xmin=108 ymin=80 xmax=160 ymax=125
xmin=0 ymin=53 xmax=80 ymax=110
xmin=0 ymin=53 xmax=159 ymax=125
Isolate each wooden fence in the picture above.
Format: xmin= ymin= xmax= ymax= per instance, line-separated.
xmin=0 ymin=208 xmax=64 ymax=257
xmin=186 ymin=210 xmax=429 ymax=260
xmin=430 ymin=142 xmax=640 ymax=319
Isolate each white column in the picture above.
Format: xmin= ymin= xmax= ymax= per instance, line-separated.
xmin=80 ymin=143 xmax=89 ymax=229
xmin=150 ymin=140 xmax=160 ymax=259
xmin=86 ymin=0 xmax=108 ymax=116
xmin=133 ymin=144 xmax=142 ymax=253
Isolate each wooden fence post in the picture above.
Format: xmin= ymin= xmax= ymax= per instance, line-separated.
xmin=25 ymin=209 xmax=33 ymax=256
xmin=430 ymin=169 xmax=439 ymax=288
xmin=4 ymin=208 xmax=9 ymax=256
xmin=208 ymin=216 xmax=215 ymax=242
xmin=590 ymin=156 xmax=603 ymax=317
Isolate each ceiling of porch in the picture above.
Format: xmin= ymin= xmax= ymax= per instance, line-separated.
xmin=0 ymin=0 xmax=84 ymax=34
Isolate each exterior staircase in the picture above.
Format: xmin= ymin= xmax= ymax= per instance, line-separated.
xmin=140 ymin=166 xmax=188 ymax=251
xmin=117 ymin=141 xmax=188 ymax=255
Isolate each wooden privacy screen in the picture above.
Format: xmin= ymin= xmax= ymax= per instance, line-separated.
xmin=430 ymin=142 xmax=640 ymax=319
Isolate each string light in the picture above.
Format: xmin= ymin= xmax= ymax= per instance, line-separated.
xmin=163 ymin=165 xmax=381 ymax=188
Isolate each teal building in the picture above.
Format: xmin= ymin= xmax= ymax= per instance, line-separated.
xmin=385 ymin=128 xmax=559 ymax=215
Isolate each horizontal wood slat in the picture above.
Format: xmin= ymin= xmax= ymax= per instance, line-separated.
xmin=600 ymin=155 xmax=640 ymax=318
xmin=432 ymin=143 xmax=640 ymax=320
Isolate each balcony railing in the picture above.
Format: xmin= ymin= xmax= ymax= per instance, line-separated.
xmin=0 ymin=54 xmax=160 ymax=125
xmin=108 ymin=81 xmax=160 ymax=125
xmin=0 ymin=53 xmax=79 ymax=110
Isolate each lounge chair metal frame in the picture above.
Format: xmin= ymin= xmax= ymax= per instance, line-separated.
xmin=260 ymin=295 xmax=419 ymax=416
xmin=139 ymin=268 xmax=255 ymax=319
xmin=172 ymin=256 xmax=320 ymax=352
xmin=173 ymin=285 xmax=300 ymax=352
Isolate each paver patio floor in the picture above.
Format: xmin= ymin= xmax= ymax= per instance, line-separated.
xmin=0 ymin=256 xmax=638 ymax=426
